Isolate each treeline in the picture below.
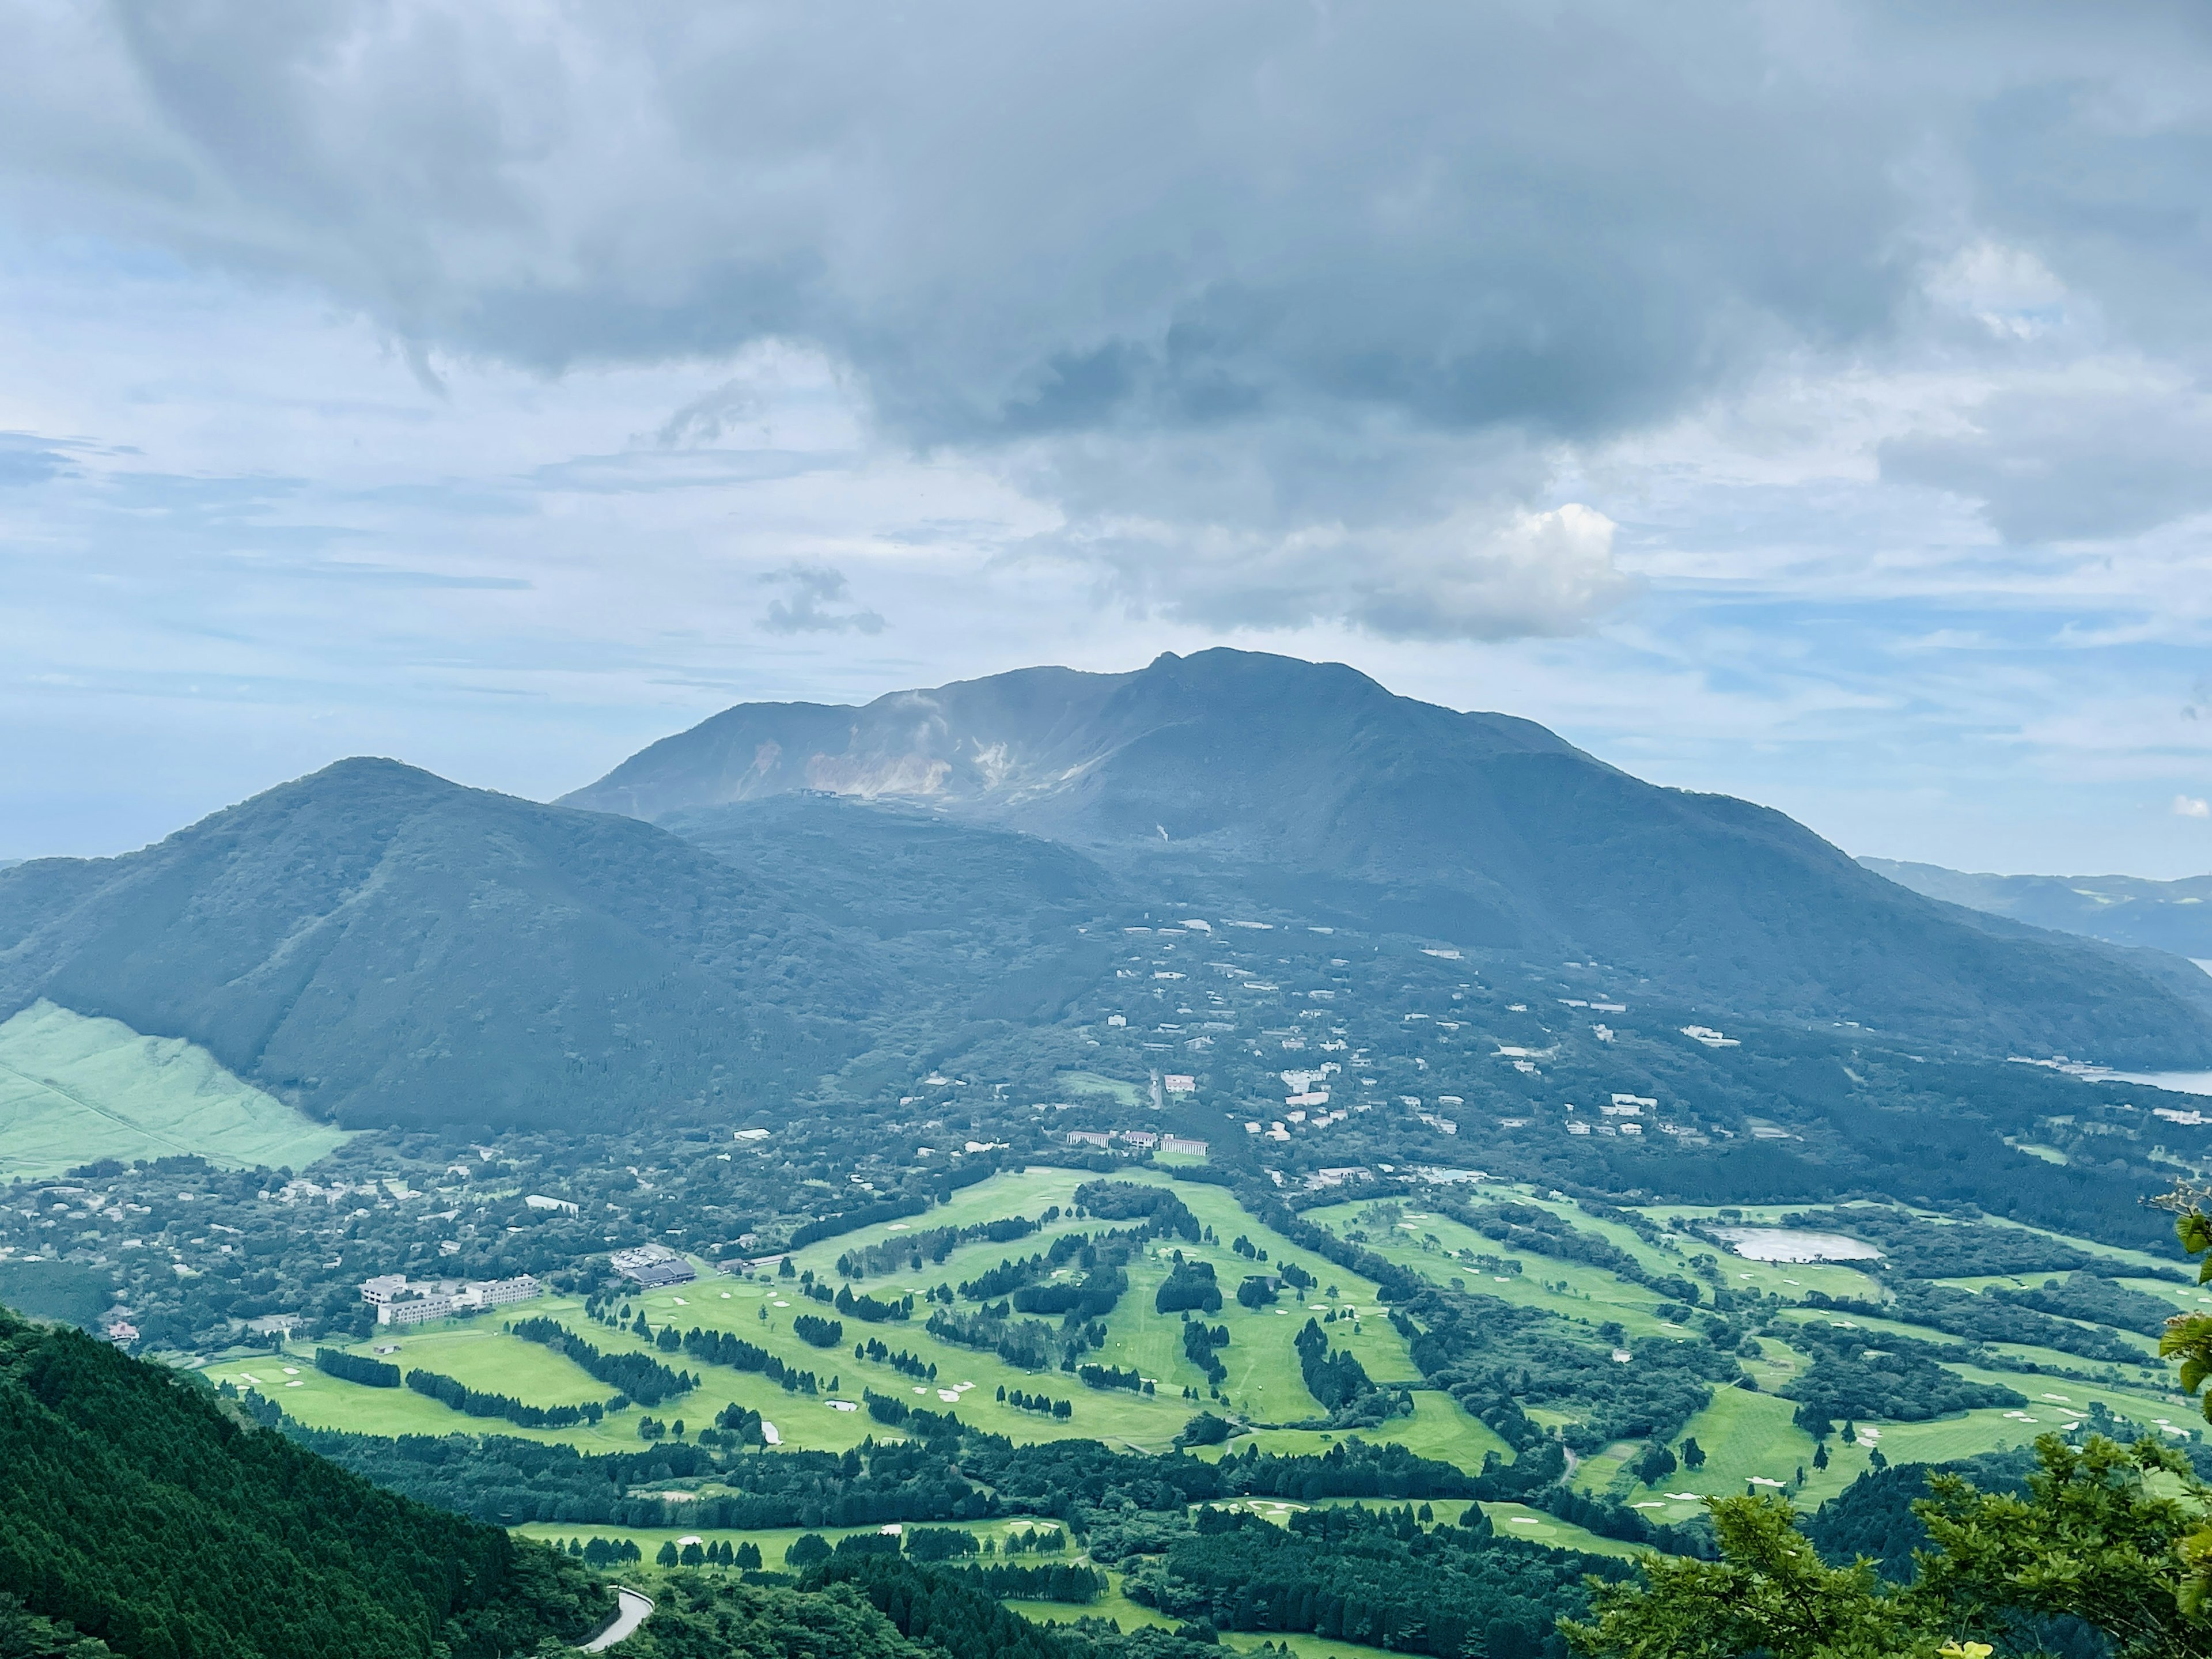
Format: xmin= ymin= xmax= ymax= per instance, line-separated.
xmin=263 ymin=1410 xmax=1483 ymax=1531
xmin=1800 ymin=1287 xmax=2145 ymax=1363
xmin=1771 ymin=1206 xmax=2158 ymax=1280
xmin=836 ymin=1210 xmax=1050 ymax=1279
xmin=1444 ymin=1199 xmax=1702 ymax=1306
xmin=507 ymin=1316 xmax=692 ymax=1407
xmin=1781 ymin=1325 xmax=2026 ymax=1434
xmin=1123 ymin=1501 xmax=1631 ymax=1659
xmin=999 ymin=1385 xmax=1072 ymax=1419
xmin=679 ymin=1324 xmax=821 ymax=1394
xmin=1078 ymin=1362 xmax=1146 ymax=1393
xmin=406 ymin=1367 xmax=607 ymax=1429
xmin=1992 ymin=1271 xmax=2180 ymax=1336
xmin=315 ymin=1347 xmax=399 ymax=1387
xmin=945 ymin=1562 xmax=1104 ymax=1602
xmin=861 ymin=1339 xmax=934 ymax=1380
xmin=863 ymin=1390 xmax=965 ymax=1439
xmin=786 ymin=1195 xmax=929 ymax=1252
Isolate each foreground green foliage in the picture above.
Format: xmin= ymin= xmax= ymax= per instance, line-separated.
xmin=0 ymin=1306 xmax=609 ymax=1658
xmin=1564 ymin=1436 xmax=2209 ymax=1659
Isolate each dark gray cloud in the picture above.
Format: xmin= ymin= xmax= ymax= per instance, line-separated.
xmin=9 ymin=1 xmax=2212 ymax=632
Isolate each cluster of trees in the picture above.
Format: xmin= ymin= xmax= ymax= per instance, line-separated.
xmin=404 ymin=1366 xmax=607 ymax=1429
xmin=1404 ymin=1287 xmax=1740 ymax=1454
xmin=1154 ymin=1256 xmax=1222 ymax=1314
xmin=925 ymin=1307 xmax=1070 ymax=1371
xmin=1123 ymin=1501 xmax=1627 ymax=1658
xmin=315 ymin=1346 xmax=399 ymax=1387
xmin=1767 ymin=1205 xmax=2121 ymax=1278
xmin=507 ymin=1316 xmax=692 ymax=1406
xmin=836 ymin=1284 xmax=913 ymax=1323
xmin=677 ymin=1323 xmax=821 ymax=1393
xmin=1181 ymin=1319 xmax=1229 ymax=1385
xmin=1234 ymin=1275 xmax=1278 ymax=1309
xmin=960 ymin=1255 xmax=1048 ymax=1300
xmin=997 ymin=1385 xmax=1073 ymax=1418
xmin=793 ymin=1312 xmax=844 ymax=1347
xmin=1781 ymin=1326 xmax=2027 ymax=1434
xmin=1994 ymin=1270 xmax=2179 ymax=1336
xmin=1071 ymin=1181 xmax=1202 ymax=1242
xmin=1293 ymin=1316 xmax=1373 ymax=1413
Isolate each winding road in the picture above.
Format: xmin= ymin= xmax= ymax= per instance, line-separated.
xmin=581 ymin=1588 xmax=654 ymax=1652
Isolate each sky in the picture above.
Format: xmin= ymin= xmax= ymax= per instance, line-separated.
xmin=4 ymin=2 xmax=2212 ymax=876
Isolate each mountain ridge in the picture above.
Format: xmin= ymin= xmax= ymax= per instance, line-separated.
xmin=567 ymin=649 xmax=2212 ymax=1066
xmin=1862 ymin=857 xmax=2212 ymax=963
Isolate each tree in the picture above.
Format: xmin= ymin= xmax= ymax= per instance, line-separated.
xmin=1634 ymin=1441 xmax=1678 ymax=1486
xmin=1812 ymin=1440 xmax=1828 ymax=1470
xmin=736 ymin=1541 xmax=762 ymax=1570
xmin=1566 ymin=1187 xmax=2212 ymax=1659
xmin=1562 ymin=1495 xmax=1918 ymax=1659
xmin=1679 ymin=1436 xmax=1706 ymax=1470
xmin=656 ymin=1541 xmax=680 ymax=1567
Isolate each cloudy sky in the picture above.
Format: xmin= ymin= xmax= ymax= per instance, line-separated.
xmin=5 ymin=1 xmax=2212 ymax=876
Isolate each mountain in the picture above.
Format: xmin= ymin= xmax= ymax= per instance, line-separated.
xmin=0 ymin=1305 xmax=611 ymax=1656
xmin=0 ymin=762 xmax=1124 ymax=1132
xmin=567 ymin=649 xmax=2212 ymax=1066
xmin=1861 ymin=858 xmax=2212 ymax=964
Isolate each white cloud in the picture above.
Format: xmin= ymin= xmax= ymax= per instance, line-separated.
xmin=2176 ymin=796 xmax=2211 ymax=820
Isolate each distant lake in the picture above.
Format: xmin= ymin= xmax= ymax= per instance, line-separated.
xmin=2067 ymin=1069 xmax=2212 ymax=1099
xmin=1709 ymin=1226 xmax=1883 ymax=1263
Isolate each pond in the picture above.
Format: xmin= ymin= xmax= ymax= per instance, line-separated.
xmin=1707 ymin=1226 xmax=1882 ymax=1263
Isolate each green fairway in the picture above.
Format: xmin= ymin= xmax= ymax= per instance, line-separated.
xmin=0 ymin=999 xmax=351 ymax=1180
xmin=779 ymin=1166 xmax=1418 ymax=1434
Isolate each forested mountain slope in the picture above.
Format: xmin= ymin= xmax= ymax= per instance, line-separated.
xmin=0 ymin=763 xmax=1126 ymax=1133
xmin=0 ymin=1305 xmax=609 ymax=1657
xmin=570 ymin=649 xmax=2212 ymax=1065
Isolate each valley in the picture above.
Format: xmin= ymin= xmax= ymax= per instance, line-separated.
xmin=6 ymin=650 xmax=2212 ymax=1658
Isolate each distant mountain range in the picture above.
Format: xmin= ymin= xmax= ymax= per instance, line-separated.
xmin=568 ymin=649 xmax=2212 ymax=1065
xmin=6 ymin=649 xmax=2212 ymax=1137
xmin=1862 ymin=858 xmax=2212 ymax=963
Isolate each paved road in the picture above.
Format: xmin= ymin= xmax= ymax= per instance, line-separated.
xmin=581 ymin=1588 xmax=653 ymax=1652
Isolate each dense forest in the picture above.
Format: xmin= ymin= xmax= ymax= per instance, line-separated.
xmin=0 ymin=1306 xmax=611 ymax=1658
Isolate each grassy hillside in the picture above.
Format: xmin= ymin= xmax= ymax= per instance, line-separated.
xmin=0 ymin=1000 xmax=350 ymax=1180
